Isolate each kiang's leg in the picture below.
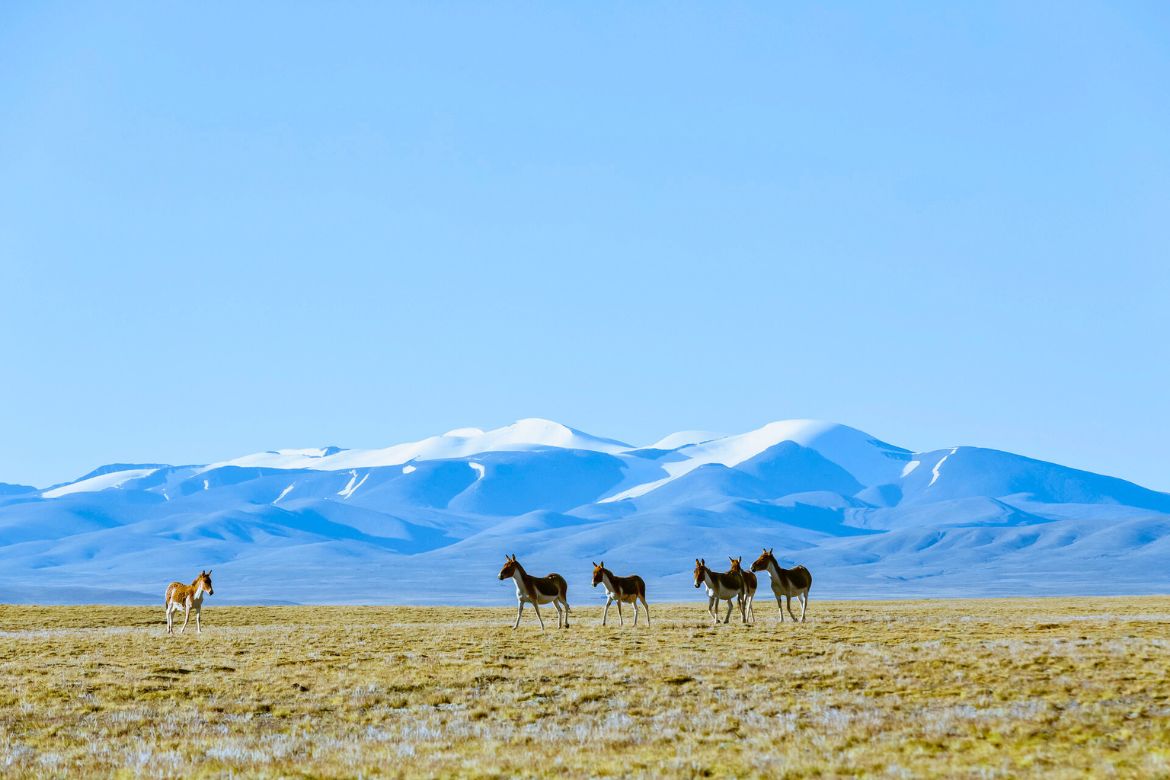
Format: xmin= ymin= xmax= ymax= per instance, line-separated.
xmin=195 ymin=606 xmax=202 ymax=634
xmin=602 ymin=597 xmax=612 ymax=626
xmin=800 ymin=591 xmax=809 ymax=623
xmin=514 ymin=600 xmax=525 ymax=629
xmin=641 ymin=597 xmax=650 ymax=627
xmin=617 ymin=600 xmax=624 ymax=626
xmin=532 ymin=602 xmax=546 ymax=631
xmin=179 ymin=605 xmax=191 ymax=634
xmin=724 ymin=599 xmax=734 ymax=624
xmin=787 ymin=595 xmax=799 ymax=622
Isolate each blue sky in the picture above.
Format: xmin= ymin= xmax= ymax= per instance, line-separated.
xmin=2 ymin=2 xmax=1168 ymax=490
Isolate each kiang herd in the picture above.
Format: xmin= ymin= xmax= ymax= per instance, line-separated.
xmin=496 ymin=549 xmax=811 ymax=631
xmin=163 ymin=550 xmax=812 ymax=634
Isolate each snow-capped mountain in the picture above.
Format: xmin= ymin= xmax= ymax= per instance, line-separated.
xmin=2 ymin=418 xmax=1167 ymax=605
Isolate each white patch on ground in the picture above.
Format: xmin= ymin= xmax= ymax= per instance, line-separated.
xmin=275 ymin=483 xmax=295 ymax=503
xmin=468 ymin=462 xmax=485 ymax=480
xmin=338 ymin=472 xmax=368 ymax=499
xmin=902 ymin=460 xmax=921 ymax=477
xmin=402 ymin=465 xmax=416 ymax=474
xmin=203 ymin=479 xmax=210 ymax=491
xmin=930 ymin=448 xmax=959 ymax=487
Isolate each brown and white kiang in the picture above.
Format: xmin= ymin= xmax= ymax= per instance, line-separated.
xmin=498 ymin=554 xmax=571 ymax=630
xmin=693 ymin=558 xmax=748 ymax=625
xmin=750 ymin=547 xmax=812 ymax=622
xmin=727 ymin=556 xmax=757 ymax=624
xmin=164 ymin=570 xmax=214 ymax=635
xmin=591 ymin=561 xmax=650 ymax=627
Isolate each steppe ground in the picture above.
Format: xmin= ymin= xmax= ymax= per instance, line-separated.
xmin=1 ymin=598 xmax=1169 ymax=778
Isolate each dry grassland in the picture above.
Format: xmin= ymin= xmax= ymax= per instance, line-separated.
xmin=1 ymin=598 xmax=1169 ymax=778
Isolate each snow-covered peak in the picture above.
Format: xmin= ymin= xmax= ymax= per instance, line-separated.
xmin=681 ymin=420 xmax=910 ymax=486
xmin=204 ymin=418 xmax=631 ymax=472
xmin=443 ymin=427 xmax=485 ymax=437
xmin=604 ymin=420 xmax=910 ymax=502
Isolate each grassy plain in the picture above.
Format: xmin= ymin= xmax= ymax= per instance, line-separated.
xmin=1 ymin=598 xmax=1168 ymax=778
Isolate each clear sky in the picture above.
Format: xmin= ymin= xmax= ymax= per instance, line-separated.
xmin=2 ymin=3 xmax=1168 ymax=490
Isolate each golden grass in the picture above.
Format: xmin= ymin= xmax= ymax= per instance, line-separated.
xmin=1 ymin=598 xmax=1169 ymax=778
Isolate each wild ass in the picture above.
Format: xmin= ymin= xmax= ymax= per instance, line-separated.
xmin=728 ymin=557 xmax=757 ymax=624
xmin=693 ymin=558 xmax=747 ymax=625
xmin=591 ymin=561 xmax=650 ymax=627
xmin=165 ymin=570 xmax=214 ymax=635
xmin=750 ymin=548 xmax=812 ymax=622
xmin=498 ymin=554 xmax=571 ymax=630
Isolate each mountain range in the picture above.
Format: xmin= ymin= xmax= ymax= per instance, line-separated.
xmin=2 ymin=418 xmax=1167 ymax=605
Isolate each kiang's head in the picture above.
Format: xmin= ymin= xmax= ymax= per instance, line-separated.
xmin=693 ymin=558 xmax=708 ymax=589
xmin=591 ymin=561 xmax=606 ymax=587
xmin=498 ymin=554 xmax=520 ymax=581
xmin=728 ymin=556 xmax=743 ymax=573
xmin=750 ymin=548 xmax=775 ymax=573
xmin=197 ymin=570 xmax=214 ymax=596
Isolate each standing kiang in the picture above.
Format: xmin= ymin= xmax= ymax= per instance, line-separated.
xmin=750 ymin=547 xmax=812 ymax=622
xmin=498 ymin=554 xmax=571 ymax=630
xmin=693 ymin=558 xmax=749 ymax=624
xmin=591 ymin=561 xmax=650 ymax=626
xmin=727 ymin=556 xmax=757 ymax=624
xmin=165 ymin=570 xmax=214 ymax=635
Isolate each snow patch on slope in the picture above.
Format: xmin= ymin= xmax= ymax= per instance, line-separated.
xmin=648 ymin=431 xmax=725 ymax=450
xmin=42 ymin=468 xmax=159 ymax=499
xmin=930 ymin=448 xmax=959 ymax=487
xmin=338 ymin=472 xmax=368 ymax=499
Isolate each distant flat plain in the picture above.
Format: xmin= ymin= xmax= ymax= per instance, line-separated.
xmin=1 ymin=598 xmax=1168 ymax=777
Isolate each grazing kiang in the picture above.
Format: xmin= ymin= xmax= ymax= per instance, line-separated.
xmin=498 ymin=554 xmax=571 ymax=630
xmin=728 ymin=556 xmax=757 ymax=624
xmin=750 ymin=547 xmax=813 ymax=622
xmin=164 ymin=570 xmax=214 ymax=635
xmin=591 ymin=561 xmax=650 ymax=627
xmin=693 ymin=558 xmax=748 ymax=625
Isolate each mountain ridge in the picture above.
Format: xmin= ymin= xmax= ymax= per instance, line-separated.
xmin=2 ymin=418 xmax=1167 ymax=604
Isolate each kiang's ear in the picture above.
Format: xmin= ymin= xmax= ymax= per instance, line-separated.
xmin=769 ymin=547 xmax=774 ymax=555
xmin=599 ymin=561 xmax=604 ymax=568
xmin=207 ymin=570 xmax=212 ymax=576
xmin=701 ymin=558 xmax=706 ymax=565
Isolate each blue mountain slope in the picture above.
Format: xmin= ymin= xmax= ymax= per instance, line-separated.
xmin=1 ymin=419 xmax=1168 ymax=604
